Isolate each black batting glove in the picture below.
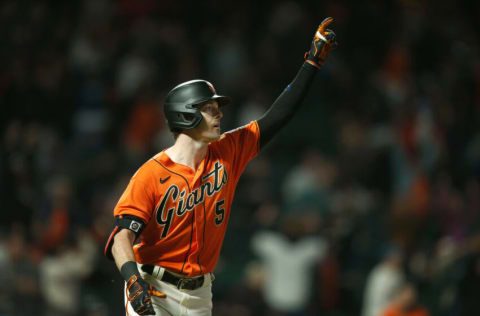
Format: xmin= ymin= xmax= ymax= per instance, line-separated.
xmin=126 ymin=274 xmax=166 ymax=315
xmin=122 ymin=261 xmax=166 ymax=315
xmin=305 ymin=17 xmax=338 ymax=69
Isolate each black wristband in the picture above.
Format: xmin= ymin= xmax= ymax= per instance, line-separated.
xmin=120 ymin=261 xmax=141 ymax=281
xmin=303 ymin=61 xmax=320 ymax=71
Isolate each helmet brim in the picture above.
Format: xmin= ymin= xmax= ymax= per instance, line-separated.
xmin=211 ymin=95 xmax=231 ymax=107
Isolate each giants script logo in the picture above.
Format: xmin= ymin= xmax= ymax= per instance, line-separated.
xmin=155 ymin=161 xmax=228 ymax=238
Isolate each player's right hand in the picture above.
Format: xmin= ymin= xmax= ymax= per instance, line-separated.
xmin=305 ymin=17 xmax=338 ymax=69
xmin=126 ymin=274 xmax=166 ymax=315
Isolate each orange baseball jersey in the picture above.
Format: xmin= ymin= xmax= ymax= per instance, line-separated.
xmin=114 ymin=121 xmax=260 ymax=276
xmin=381 ymin=306 xmax=430 ymax=316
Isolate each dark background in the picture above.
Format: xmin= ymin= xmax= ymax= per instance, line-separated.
xmin=1 ymin=0 xmax=480 ymax=315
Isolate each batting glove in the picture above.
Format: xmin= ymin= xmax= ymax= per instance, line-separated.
xmin=126 ymin=274 xmax=166 ymax=315
xmin=305 ymin=17 xmax=338 ymax=69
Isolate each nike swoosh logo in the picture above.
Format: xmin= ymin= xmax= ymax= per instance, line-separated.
xmin=159 ymin=176 xmax=171 ymax=184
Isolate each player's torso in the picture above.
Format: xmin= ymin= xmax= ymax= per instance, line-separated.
xmin=135 ymin=148 xmax=235 ymax=275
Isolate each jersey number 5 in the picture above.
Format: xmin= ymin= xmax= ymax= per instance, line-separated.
xmin=215 ymin=200 xmax=225 ymax=226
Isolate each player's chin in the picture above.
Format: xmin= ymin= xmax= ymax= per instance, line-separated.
xmin=207 ymin=131 xmax=221 ymax=142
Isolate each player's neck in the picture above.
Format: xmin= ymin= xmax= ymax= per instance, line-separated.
xmin=165 ymin=134 xmax=208 ymax=171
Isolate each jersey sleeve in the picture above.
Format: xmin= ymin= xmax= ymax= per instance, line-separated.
xmin=113 ymin=163 xmax=157 ymax=223
xmin=217 ymin=120 xmax=260 ymax=178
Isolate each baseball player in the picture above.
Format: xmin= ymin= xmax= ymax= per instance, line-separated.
xmin=104 ymin=17 xmax=337 ymax=316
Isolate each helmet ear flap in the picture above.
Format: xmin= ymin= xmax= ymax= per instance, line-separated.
xmin=182 ymin=113 xmax=195 ymax=122
xmin=164 ymin=105 xmax=203 ymax=131
xmin=170 ymin=113 xmax=197 ymax=132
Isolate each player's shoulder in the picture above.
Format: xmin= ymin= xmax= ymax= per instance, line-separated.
xmin=223 ymin=120 xmax=259 ymax=136
xmin=212 ymin=121 xmax=259 ymax=145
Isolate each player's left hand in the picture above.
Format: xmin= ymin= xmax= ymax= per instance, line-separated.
xmin=305 ymin=17 xmax=338 ymax=69
xmin=126 ymin=274 xmax=166 ymax=315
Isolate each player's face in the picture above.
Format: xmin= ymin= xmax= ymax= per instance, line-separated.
xmin=190 ymin=100 xmax=223 ymax=142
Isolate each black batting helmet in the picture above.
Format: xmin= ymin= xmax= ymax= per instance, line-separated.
xmin=163 ymin=79 xmax=231 ymax=132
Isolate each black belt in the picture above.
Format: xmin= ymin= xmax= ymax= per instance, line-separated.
xmin=141 ymin=264 xmax=205 ymax=290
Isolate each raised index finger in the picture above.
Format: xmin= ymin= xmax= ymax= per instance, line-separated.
xmin=318 ymin=17 xmax=334 ymax=35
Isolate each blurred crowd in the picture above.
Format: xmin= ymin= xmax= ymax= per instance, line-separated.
xmin=1 ymin=0 xmax=480 ymax=315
